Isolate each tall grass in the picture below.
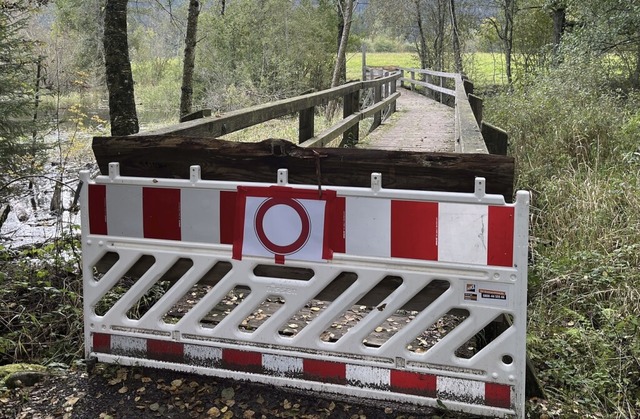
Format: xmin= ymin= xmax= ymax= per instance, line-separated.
xmin=486 ymin=58 xmax=640 ymax=418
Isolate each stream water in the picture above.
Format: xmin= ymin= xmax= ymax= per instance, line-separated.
xmin=0 ymin=131 xmax=99 ymax=249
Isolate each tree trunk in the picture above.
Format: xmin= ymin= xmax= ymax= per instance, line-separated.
xmin=634 ymin=42 xmax=640 ymax=89
xmin=551 ymin=6 xmax=565 ymax=65
xmin=326 ymin=0 xmax=354 ymax=118
xmin=434 ymin=0 xmax=445 ymax=71
xmin=449 ymin=0 xmax=463 ymax=74
xmin=330 ymin=0 xmax=353 ymax=89
xmin=415 ymin=0 xmax=430 ymax=70
xmin=504 ymin=0 xmax=515 ymax=85
xmin=336 ymin=3 xmax=346 ymax=84
xmin=179 ymin=0 xmax=200 ymax=119
xmin=104 ymin=0 xmax=139 ymax=136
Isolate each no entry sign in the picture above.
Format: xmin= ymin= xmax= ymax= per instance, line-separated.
xmin=232 ymin=186 xmax=339 ymax=264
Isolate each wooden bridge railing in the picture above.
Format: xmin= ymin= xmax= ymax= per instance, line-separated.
xmin=93 ymin=67 xmax=513 ymax=198
xmin=395 ymin=67 xmax=489 ymax=155
xmin=139 ymin=72 xmax=401 ymax=149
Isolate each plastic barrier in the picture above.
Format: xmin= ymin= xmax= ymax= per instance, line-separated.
xmin=80 ymin=163 xmax=529 ymax=418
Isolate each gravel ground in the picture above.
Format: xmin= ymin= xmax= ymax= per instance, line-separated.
xmin=0 ymin=363 xmax=469 ymax=419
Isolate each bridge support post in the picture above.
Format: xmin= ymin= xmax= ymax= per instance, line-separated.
xmin=342 ymin=91 xmax=360 ymax=146
xmin=390 ymin=78 xmax=397 ymax=114
xmin=372 ymin=83 xmax=382 ymax=130
xmin=298 ymin=107 xmax=315 ymax=144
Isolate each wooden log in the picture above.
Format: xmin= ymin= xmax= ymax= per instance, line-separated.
xmin=0 ymin=204 xmax=10 ymax=230
xmin=92 ymin=136 xmax=515 ymax=199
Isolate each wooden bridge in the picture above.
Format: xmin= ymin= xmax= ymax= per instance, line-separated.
xmin=93 ymin=66 xmax=514 ymax=199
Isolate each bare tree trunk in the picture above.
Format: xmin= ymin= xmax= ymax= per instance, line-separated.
xmin=449 ymin=0 xmax=463 ymax=74
xmin=330 ymin=0 xmax=353 ymax=89
xmin=180 ymin=0 xmax=200 ymax=119
xmin=104 ymin=0 xmax=139 ymax=136
xmin=434 ymin=0 xmax=445 ymax=71
xmin=504 ymin=0 xmax=515 ymax=85
xmin=551 ymin=6 xmax=565 ymax=65
xmin=634 ymin=42 xmax=640 ymax=89
xmin=326 ymin=0 xmax=354 ymax=119
xmin=415 ymin=0 xmax=430 ymax=70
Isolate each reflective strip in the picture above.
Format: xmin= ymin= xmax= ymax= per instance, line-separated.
xmin=181 ymin=188 xmax=221 ymax=244
xmin=390 ymin=370 xmax=437 ymax=397
xmin=438 ymin=203 xmax=488 ymax=265
xmin=111 ymin=334 xmax=146 ymax=354
xmin=107 ymin=185 xmax=143 ymax=238
xmin=437 ymin=376 xmax=485 ymax=404
xmin=263 ymin=354 xmax=303 ymax=376
xmin=346 ymin=197 xmax=391 ymax=257
xmin=89 ymin=185 xmax=515 ymax=267
xmin=90 ymin=333 xmax=513 ymax=409
xmin=143 ymin=187 xmax=181 ymax=240
xmin=88 ymin=185 xmax=107 ymax=235
xmin=391 ymin=200 xmax=438 ymax=260
xmin=346 ymin=365 xmax=389 ymax=388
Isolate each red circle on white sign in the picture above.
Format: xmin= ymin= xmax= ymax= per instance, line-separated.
xmin=255 ymin=198 xmax=310 ymax=255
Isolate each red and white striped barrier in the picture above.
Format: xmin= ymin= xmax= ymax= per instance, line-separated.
xmin=80 ymin=164 xmax=529 ymax=419
xmin=87 ymin=167 xmax=515 ymax=267
xmin=92 ymin=332 xmax=513 ymax=410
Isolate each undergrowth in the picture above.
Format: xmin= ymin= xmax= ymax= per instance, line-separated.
xmin=486 ymin=56 xmax=640 ymax=418
xmin=0 ymin=237 xmax=84 ymax=366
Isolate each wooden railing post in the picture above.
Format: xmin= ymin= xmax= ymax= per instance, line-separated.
xmin=410 ymin=71 xmax=415 ymax=91
xmin=298 ymin=107 xmax=315 ymax=143
xmin=400 ymin=69 xmax=405 ymax=89
xmin=362 ymin=44 xmax=367 ymax=81
xmin=372 ymin=82 xmax=383 ymax=130
xmin=390 ymin=75 xmax=397 ymax=114
xmin=342 ymin=90 xmax=360 ymax=146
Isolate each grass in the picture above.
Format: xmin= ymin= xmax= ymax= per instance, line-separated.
xmin=485 ymin=58 xmax=640 ymax=418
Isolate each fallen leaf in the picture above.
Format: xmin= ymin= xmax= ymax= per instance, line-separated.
xmin=243 ymin=410 xmax=255 ymax=418
xmin=207 ymin=407 xmax=221 ymax=417
xmin=149 ymin=402 xmax=160 ymax=411
xmin=171 ymin=379 xmax=183 ymax=387
xmin=221 ymin=387 xmax=235 ymax=400
xmin=283 ymin=399 xmax=292 ymax=409
xmin=117 ymin=386 xmax=128 ymax=394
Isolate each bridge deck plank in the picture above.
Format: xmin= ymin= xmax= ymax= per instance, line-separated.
xmin=361 ymin=88 xmax=455 ymax=152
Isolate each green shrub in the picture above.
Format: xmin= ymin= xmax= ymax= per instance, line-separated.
xmin=486 ymin=56 xmax=640 ymax=418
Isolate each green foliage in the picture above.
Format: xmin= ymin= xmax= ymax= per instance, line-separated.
xmin=0 ymin=238 xmax=84 ymax=366
xmin=0 ymin=5 xmax=50 ymax=196
xmin=485 ymin=53 xmax=640 ymax=418
xmin=196 ymin=0 xmax=337 ymax=112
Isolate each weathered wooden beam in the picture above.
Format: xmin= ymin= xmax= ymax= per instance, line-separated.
xmin=92 ymin=137 xmax=515 ymax=199
xmin=468 ymin=93 xmax=483 ymax=126
xmin=298 ymin=107 xmax=314 ymax=143
xmin=400 ymin=78 xmax=456 ymax=98
xmin=482 ymin=121 xmax=509 ymax=155
xmin=180 ymin=109 xmax=212 ymax=123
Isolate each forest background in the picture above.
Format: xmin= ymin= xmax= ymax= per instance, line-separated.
xmin=1 ymin=1 xmax=640 ymax=418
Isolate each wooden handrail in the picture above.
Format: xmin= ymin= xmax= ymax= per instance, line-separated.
xmin=135 ymin=72 xmax=401 ymax=148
